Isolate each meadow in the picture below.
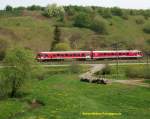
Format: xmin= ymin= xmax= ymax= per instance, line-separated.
xmin=0 ymin=66 xmax=150 ymax=119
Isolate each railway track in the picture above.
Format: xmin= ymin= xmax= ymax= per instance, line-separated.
xmin=40 ymin=59 xmax=147 ymax=65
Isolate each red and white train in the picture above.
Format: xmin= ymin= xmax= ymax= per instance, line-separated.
xmin=36 ymin=50 xmax=143 ymax=61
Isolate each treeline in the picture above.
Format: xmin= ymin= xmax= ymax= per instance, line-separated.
xmin=2 ymin=4 xmax=150 ymax=18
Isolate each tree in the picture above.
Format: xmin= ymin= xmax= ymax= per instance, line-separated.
xmin=0 ymin=39 xmax=8 ymax=61
xmin=101 ymin=9 xmax=112 ymax=18
xmin=54 ymin=43 xmax=70 ymax=51
xmin=51 ymin=25 xmax=61 ymax=50
xmin=143 ymin=22 xmax=150 ymax=34
xmin=111 ymin=7 xmax=123 ymax=16
xmin=90 ymin=17 xmax=108 ymax=34
xmin=135 ymin=16 xmax=145 ymax=24
xmin=44 ymin=4 xmax=65 ymax=17
xmin=27 ymin=5 xmax=42 ymax=11
xmin=73 ymin=12 xmax=91 ymax=28
xmin=0 ymin=47 xmax=36 ymax=98
xmin=5 ymin=5 xmax=13 ymax=11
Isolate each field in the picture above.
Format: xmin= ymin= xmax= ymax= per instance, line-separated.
xmin=0 ymin=66 xmax=150 ymax=119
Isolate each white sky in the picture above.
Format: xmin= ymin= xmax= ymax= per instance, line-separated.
xmin=0 ymin=0 xmax=150 ymax=10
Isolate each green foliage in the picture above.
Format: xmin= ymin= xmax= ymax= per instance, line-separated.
xmin=143 ymin=22 xmax=150 ymax=34
xmin=69 ymin=63 xmax=82 ymax=73
xmin=44 ymin=4 xmax=65 ymax=17
xmin=111 ymin=7 xmax=123 ymax=16
xmin=95 ymin=64 xmax=111 ymax=76
xmin=27 ymin=5 xmax=43 ymax=11
xmin=101 ymin=9 xmax=112 ymax=18
xmin=0 ymin=39 xmax=8 ymax=60
xmin=5 ymin=5 xmax=13 ymax=11
xmin=0 ymin=47 xmax=36 ymax=98
xmin=135 ymin=16 xmax=145 ymax=24
xmin=90 ymin=17 xmax=108 ymax=34
xmin=73 ymin=12 xmax=91 ymax=28
xmin=125 ymin=66 xmax=150 ymax=79
xmin=51 ymin=25 xmax=61 ymax=50
xmin=54 ymin=43 xmax=70 ymax=51
xmin=0 ymin=69 xmax=150 ymax=118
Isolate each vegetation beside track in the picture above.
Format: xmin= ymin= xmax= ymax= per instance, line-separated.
xmin=0 ymin=66 xmax=150 ymax=119
xmin=94 ymin=64 xmax=150 ymax=80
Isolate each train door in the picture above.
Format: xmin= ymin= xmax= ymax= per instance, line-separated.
xmin=85 ymin=52 xmax=91 ymax=60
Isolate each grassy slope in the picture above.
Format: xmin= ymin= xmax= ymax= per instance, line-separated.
xmin=0 ymin=72 xmax=150 ymax=119
xmin=0 ymin=16 xmax=54 ymax=52
xmin=0 ymin=12 xmax=150 ymax=52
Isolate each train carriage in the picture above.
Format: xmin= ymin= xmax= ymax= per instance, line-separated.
xmin=93 ymin=50 xmax=143 ymax=59
xmin=36 ymin=50 xmax=143 ymax=61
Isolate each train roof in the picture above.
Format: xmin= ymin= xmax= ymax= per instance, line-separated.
xmin=93 ymin=50 xmax=141 ymax=52
xmin=38 ymin=50 xmax=141 ymax=54
xmin=38 ymin=51 xmax=91 ymax=53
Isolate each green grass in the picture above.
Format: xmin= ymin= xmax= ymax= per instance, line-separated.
xmin=101 ymin=64 xmax=150 ymax=80
xmin=0 ymin=66 xmax=150 ymax=119
xmin=0 ymin=11 xmax=150 ymax=53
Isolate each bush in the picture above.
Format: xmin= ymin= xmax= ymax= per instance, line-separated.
xmin=135 ymin=16 xmax=145 ymax=24
xmin=0 ymin=39 xmax=8 ymax=60
xmin=101 ymin=9 xmax=112 ymax=18
xmin=54 ymin=43 xmax=70 ymax=51
xmin=95 ymin=64 xmax=111 ymax=76
xmin=69 ymin=63 xmax=81 ymax=74
xmin=90 ymin=17 xmax=108 ymax=34
xmin=111 ymin=7 xmax=123 ymax=16
xmin=125 ymin=66 xmax=150 ymax=79
xmin=143 ymin=22 xmax=150 ymax=34
xmin=44 ymin=4 xmax=65 ymax=17
xmin=5 ymin=5 xmax=13 ymax=11
xmin=27 ymin=5 xmax=43 ymax=11
xmin=73 ymin=12 xmax=91 ymax=28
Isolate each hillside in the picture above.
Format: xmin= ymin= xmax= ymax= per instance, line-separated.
xmin=0 ymin=6 xmax=150 ymax=55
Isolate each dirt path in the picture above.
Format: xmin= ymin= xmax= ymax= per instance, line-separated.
xmin=113 ymin=79 xmax=150 ymax=88
xmin=79 ymin=64 xmax=150 ymax=87
xmin=79 ymin=64 xmax=105 ymax=79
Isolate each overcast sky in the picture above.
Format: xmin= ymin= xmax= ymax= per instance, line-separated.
xmin=0 ymin=0 xmax=150 ymax=10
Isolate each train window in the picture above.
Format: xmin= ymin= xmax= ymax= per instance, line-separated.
xmin=82 ymin=54 xmax=85 ymax=56
xmin=77 ymin=54 xmax=80 ymax=56
xmin=70 ymin=54 xmax=72 ymax=56
xmin=61 ymin=54 xmax=64 ymax=56
xmin=73 ymin=54 xmax=76 ymax=56
xmin=44 ymin=54 xmax=48 ymax=57
xmin=57 ymin=54 xmax=60 ymax=56
xmin=65 ymin=54 xmax=68 ymax=56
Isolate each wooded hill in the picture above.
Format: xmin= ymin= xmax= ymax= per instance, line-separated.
xmin=0 ymin=5 xmax=150 ymax=60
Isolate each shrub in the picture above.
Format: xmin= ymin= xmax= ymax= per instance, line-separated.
xmin=90 ymin=17 xmax=108 ymax=34
xmin=5 ymin=5 xmax=13 ymax=11
xmin=95 ymin=64 xmax=111 ymax=76
xmin=54 ymin=43 xmax=70 ymax=51
xmin=125 ymin=66 xmax=150 ymax=79
xmin=27 ymin=5 xmax=43 ymax=11
xmin=44 ymin=4 xmax=65 ymax=17
xmin=73 ymin=12 xmax=91 ymax=28
xmin=0 ymin=39 xmax=8 ymax=61
xmin=69 ymin=63 xmax=81 ymax=74
xmin=101 ymin=9 xmax=112 ymax=18
xmin=143 ymin=22 xmax=150 ymax=34
xmin=135 ymin=16 xmax=145 ymax=24
xmin=111 ymin=7 xmax=123 ymax=16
